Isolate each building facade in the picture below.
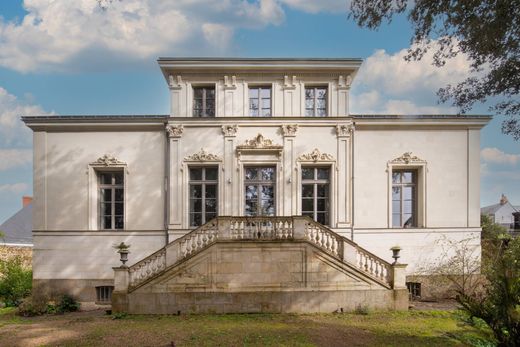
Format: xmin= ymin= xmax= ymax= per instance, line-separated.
xmin=23 ymin=58 xmax=489 ymax=309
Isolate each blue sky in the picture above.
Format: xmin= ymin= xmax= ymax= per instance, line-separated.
xmin=0 ymin=0 xmax=519 ymax=223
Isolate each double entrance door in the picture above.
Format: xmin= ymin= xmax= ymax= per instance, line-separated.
xmin=244 ymin=166 xmax=276 ymax=216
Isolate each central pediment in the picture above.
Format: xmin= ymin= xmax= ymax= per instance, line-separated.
xmin=236 ymin=133 xmax=283 ymax=157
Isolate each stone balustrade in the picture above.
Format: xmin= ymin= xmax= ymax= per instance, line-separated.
xmin=118 ymin=216 xmax=400 ymax=291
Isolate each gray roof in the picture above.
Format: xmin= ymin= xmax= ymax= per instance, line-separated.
xmin=0 ymin=204 xmax=32 ymax=245
xmin=481 ymin=203 xmax=503 ymax=215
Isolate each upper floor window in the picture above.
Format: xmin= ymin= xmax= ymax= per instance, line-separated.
xmin=249 ymin=86 xmax=271 ymax=117
xmin=305 ymin=87 xmax=327 ymax=117
xmin=301 ymin=167 xmax=330 ymax=225
xmin=99 ymin=171 xmax=124 ymax=230
xmin=189 ymin=167 xmax=218 ymax=227
xmin=392 ymin=170 xmax=416 ymax=228
xmin=193 ymin=87 xmax=215 ymax=117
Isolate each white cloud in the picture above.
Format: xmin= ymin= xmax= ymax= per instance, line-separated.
xmin=0 ymin=149 xmax=32 ymax=171
xmin=0 ymin=183 xmax=29 ymax=194
xmin=279 ymin=0 xmax=348 ymax=13
xmin=0 ymin=87 xmax=50 ymax=146
xmin=0 ymin=0 xmax=287 ymax=72
xmin=351 ymin=42 xmax=471 ymax=114
xmin=481 ymin=147 xmax=520 ymax=165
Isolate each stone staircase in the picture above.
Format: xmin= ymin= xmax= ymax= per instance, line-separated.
xmin=113 ymin=216 xmax=408 ymax=314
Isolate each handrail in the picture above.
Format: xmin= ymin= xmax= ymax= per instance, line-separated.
xmin=125 ymin=215 xmax=394 ymax=289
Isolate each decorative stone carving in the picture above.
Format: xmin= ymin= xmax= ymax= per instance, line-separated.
xmin=224 ymin=75 xmax=237 ymax=89
xmin=166 ymin=124 xmax=184 ymax=138
xmin=298 ymin=148 xmax=334 ymax=162
xmin=283 ymin=75 xmax=297 ymax=89
xmin=336 ymin=124 xmax=354 ymax=137
xmin=221 ymin=124 xmax=238 ymax=137
xmin=338 ymin=75 xmax=352 ymax=90
xmin=281 ymin=124 xmax=298 ymax=137
xmin=168 ymin=75 xmax=183 ymax=89
xmin=239 ymin=134 xmax=281 ymax=149
xmin=90 ymin=154 xmax=126 ymax=166
xmin=390 ymin=152 xmax=426 ymax=164
xmin=184 ymin=148 xmax=221 ymax=162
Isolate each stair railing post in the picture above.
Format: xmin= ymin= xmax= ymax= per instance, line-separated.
xmin=219 ymin=217 xmax=232 ymax=240
xmin=113 ymin=267 xmax=129 ymax=292
xmin=292 ymin=216 xmax=306 ymax=240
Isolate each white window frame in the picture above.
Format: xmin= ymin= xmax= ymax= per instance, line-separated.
xmin=188 ymin=166 xmax=219 ymax=227
xmin=192 ymin=85 xmax=216 ymax=117
xmin=304 ymin=86 xmax=328 ymax=117
xmin=301 ymin=166 xmax=331 ymax=226
xmin=248 ymin=85 xmax=272 ymax=117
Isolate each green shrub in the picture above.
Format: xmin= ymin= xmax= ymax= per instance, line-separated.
xmin=17 ymin=296 xmax=48 ymax=317
xmin=0 ymin=256 xmax=32 ymax=307
xmin=354 ymin=304 xmax=370 ymax=315
xmin=56 ymin=294 xmax=80 ymax=313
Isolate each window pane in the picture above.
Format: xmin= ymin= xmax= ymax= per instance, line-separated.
xmin=101 ymin=202 xmax=111 ymax=215
xmin=190 ymin=168 xmax=203 ymax=180
xmin=404 ymin=200 xmax=413 ymax=214
xmin=316 ymin=98 xmax=326 ymax=109
xmin=317 ymin=198 xmax=328 ymax=211
xmin=317 ymin=184 xmax=328 ymax=197
xmin=100 ymin=173 xmax=112 ymax=184
xmin=316 ymin=88 xmax=327 ymax=98
xmin=115 ymin=203 xmax=124 ymax=215
xmin=115 ymin=216 xmax=124 ymax=229
xmin=245 ymin=200 xmax=257 ymax=216
xmin=194 ymin=88 xmax=203 ymax=98
xmin=101 ymin=189 xmax=111 ymax=202
xmin=392 ymin=172 xmax=401 ymax=184
xmin=245 ymin=185 xmax=257 ymax=200
xmin=191 ymin=198 xmax=202 ymax=212
xmin=317 ymin=108 xmax=327 ymax=117
xmin=403 ymin=186 xmax=414 ymax=200
xmin=261 ymin=199 xmax=275 ymax=215
xmin=402 ymin=171 xmax=414 ymax=183
xmin=114 ymin=173 xmax=123 ymax=184
xmin=205 ymin=168 xmax=218 ymax=181
xmin=205 ymin=212 xmax=217 ymax=222
xmin=302 ymin=212 xmax=313 ymax=219
xmin=260 ymin=88 xmax=271 ymax=98
xmin=249 ymin=88 xmax=259 ymax=98
xmin=261 ymin=109 xmax=271 ymax=117
xmin=305 ymin=108 xmax=314 ymax=117
xmin=205 ymin=184 xmax=217 ymax=198
xmin=205 ymin=99 xmax=215 ymax=117
xmin=206 ymin=88 xmax=215 ymax=98
xmin=190 ymin=185 xmax=202 ymax=198
xmin=261 ymin=98 xmax=270 ymax=108
xmin=316 ymin=213 xmax=328 ymax=225
xmin=115 ymin=189 xmax=124 ymax=202
xmin=250 ymin=99 xmax=259 ymax=111
xmin=392 ymin=200 xmax=401 ymax=214
xmin=205 ymin=199 xmax=217 ymax=213
xmin=404 ymin=214 xmax=414 ymax=227
xmin=261 ymin=168 xmax=275 ymax=181
xmin=317 ymin=168 xmax=329 ymax=180
xmin=305 ymin=98 xmax=314 ymax=109
xmin=245 ymin=168 xmax=257 ymax=180
xmin=302 ymin=198 xmax=314 ymax=212
xmin=302 ymin=168 xmax=314 ymax=180
xmin=392 ymin=214 xmax=401 ymax=227
xmin=103 ymin=216 xmax=112 ymax=229
xmin=392 ymin=187 xmax=401 ymax=200
xmin=305 ymin=88 xmax=314 ymax=98
xmin=190 ymin=213 xmax=202 ymax=227
xmin=302 ymin=185 xmax=314 ymax=198
xmin=261 ymin=186 xmax=274 ymax=200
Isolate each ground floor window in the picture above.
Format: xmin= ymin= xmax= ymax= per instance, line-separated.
xmin=96 ymin=286 xmax=114 ymax=303
xmin=244 ymin=166 xmax=276 ymax=216
xmin=301 ymin=167 xmax=330 ymax=225
xmin=406 ymin=282 xmax=421 ymax=300
xmin=189 ymin=167 xmax=218 ymax=227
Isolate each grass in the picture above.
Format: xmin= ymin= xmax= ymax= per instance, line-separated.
xmin=0 ymin=308 xmax=494 ymax=347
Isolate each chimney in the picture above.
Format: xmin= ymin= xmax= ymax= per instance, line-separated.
xmin=22 ymin=196 xmax=33 ymax=207
xmin=500 ymin=194 xmax=508 ymax=205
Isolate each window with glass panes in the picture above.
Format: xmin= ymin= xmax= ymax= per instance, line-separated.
xmin=189 ymin=167 xmax=218 ymax=227
xmin=392 ymin=170 xmax=417 ymax=228
xmin=249 ymin=86 xmax=271 ymax=117
xmin=301 ymin=167 xmax=330 ymax=225
xmin=99 ymin=172 xmax=124 ymax=230
xmin=244 ymin=167 xmax=276 ymax=216
xmin=193 ymin=87 xmax=215 ymax=117
xmin=305 ymin=87 xmax=327 ymax=117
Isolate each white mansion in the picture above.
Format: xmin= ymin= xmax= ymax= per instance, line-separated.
xmin=23 ymin=58 xmax=489 ymax=313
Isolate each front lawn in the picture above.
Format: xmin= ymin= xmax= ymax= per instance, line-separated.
xmin=0 ymin=308 xmax=493 ymax=346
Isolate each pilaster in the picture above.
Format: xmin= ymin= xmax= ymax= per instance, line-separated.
xmin=336 ymin=123 xmax=354 ymax=227
xmin=167 ymin=124 xmax=184 ymax=227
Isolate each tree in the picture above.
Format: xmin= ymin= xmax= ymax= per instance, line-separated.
xmin=349 ymin=1 xmax=520 ymax=140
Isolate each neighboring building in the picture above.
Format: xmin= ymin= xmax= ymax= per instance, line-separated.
xmin=481 ymin=194 xmax=520 ymax=231
xmin=0 ymin=197 xmax=33 ymax=247
xmin=22 ymin=58 xmax=489 ymax=313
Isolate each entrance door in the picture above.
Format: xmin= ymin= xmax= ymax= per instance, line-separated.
xmin=244 ymin=166 xmax=276 ymax=216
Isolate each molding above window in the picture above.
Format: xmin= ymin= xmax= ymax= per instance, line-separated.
xmin=236 ymin=133 xmax=283 ymax=158
xmin=298 ymin=148 xmax=335 ymax=162
xmin=89 ymin=154 xmax=127 ymax=168
xmin=184 ymin=148 xmax=222 ymax=162
xmin=389 ymin=152 xmax=426 ymax=165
